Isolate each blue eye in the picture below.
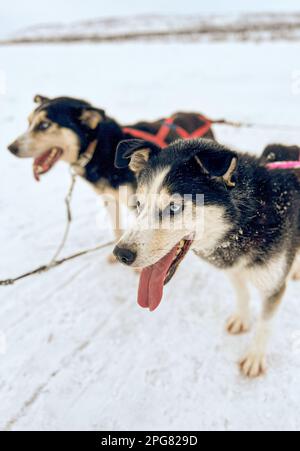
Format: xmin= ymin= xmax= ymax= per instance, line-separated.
xmin=170 ymin=203 xmax=182 ymax=214
xmin=166 ymin=202 xmax=183 ymax=217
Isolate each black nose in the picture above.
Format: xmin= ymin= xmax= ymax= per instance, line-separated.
xmin=8 ymin=142 xmax=19 ymax=155
xmin=113 ymin=246 xmax=137 ymax=266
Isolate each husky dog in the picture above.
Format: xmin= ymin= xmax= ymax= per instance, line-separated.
xmin=114 ymin=138 xmax=300 ymax=378
xmin=7 ymin=96 xmax=214 ymax=260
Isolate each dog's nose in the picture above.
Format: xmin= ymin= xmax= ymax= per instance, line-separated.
xmin=113 ymin=246 xmax=137 ymax=266
xmin=8 ymin=142 xmax=19 ymax=155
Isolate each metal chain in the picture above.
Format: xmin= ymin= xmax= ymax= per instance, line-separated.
xmin=0 ymin=240 xmax=114 ymax=287
xmin=0 ymin=168 xmax=114 ymax=287
xmin=48 ymin=168 xmax=77 ymax=266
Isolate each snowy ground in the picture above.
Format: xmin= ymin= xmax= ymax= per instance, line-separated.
xmin=1 ymin=41 xmax=300 ymax=431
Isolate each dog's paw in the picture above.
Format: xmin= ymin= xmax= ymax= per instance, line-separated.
xmin=107 ymin=253 xmax=118 ymax=265
xmin=239 ymin=353 xmax=266 ymax=378
xmin=226 ymin=315 xmax=250 ymax=335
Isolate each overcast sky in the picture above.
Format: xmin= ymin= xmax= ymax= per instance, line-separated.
xmin=1 ymin=0 xmax=300 ymax=37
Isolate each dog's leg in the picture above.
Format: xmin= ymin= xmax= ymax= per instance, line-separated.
xmin=227 ymin=272 xmax=251 ymax=335
xmin=240 ymin=283 xmax=286 ymax=378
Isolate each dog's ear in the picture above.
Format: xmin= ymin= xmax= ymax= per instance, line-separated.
xmin=195 ymin=148 xmax=238 ymax=188
xmin=115 ymin=139 xmax=160 ymax=173
xmin=34 ymin=95 xmax=50 ymax=105
xmin=80 ymin=108 xmax=106 ymax=130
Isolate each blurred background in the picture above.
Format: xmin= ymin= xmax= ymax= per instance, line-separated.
xmin=1 ymin=0 xmax=300 ymax=432
xmin=1 ymin=0 xmax=300 ymax=37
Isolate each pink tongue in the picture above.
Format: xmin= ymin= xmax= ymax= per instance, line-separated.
xmin=138 ymin=245 xmax=178 ymax=312
xmin=33 ymin=149 xmax=63 ymax=182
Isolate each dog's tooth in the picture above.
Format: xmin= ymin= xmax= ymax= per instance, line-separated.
xmin=35 ymin=165 xmax=44 ymax=174
xmin=48 ymin=151 xmax=57 ymax=164
xmin=176 ymin=241 xmax=185 ymax=256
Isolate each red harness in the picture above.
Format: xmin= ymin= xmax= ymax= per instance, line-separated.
xmin=122 ymin=115 xmax=212 ymax=148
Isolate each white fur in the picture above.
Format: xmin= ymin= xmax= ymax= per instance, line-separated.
xmin=192 ymin=205 xmax=231 ymax=256
xmin=227 ymin=271 xmax=251 ymax=335
xmin=227 ymin=252 xmax=288 ymax=377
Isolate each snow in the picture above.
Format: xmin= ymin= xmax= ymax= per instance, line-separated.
xmin=1 ymin=40 xmax=300 ymax=431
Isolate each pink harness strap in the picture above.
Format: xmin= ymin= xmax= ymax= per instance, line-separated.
xmin=267 ymin=161 xmax=300 ymax=170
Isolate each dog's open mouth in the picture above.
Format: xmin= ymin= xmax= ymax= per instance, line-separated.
xmin=33 ymin=148 xmax=63 ymax=181
xmin=138 ymin=237 xmax=194 ymax=312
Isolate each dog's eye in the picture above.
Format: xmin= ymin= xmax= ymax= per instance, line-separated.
xmin=267 ymin=152 xmax=276 ymax=162
xmin=136 ymin=201 xmax=141 ymax=214
xmin=37 ymin=121 xmax=51 ymax=132
xmin=167 ymin=202 xmax=183 ymax=216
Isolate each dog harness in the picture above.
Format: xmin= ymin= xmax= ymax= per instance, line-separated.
xmin=122 ymin=115 xmax=212 ymax=148
xmin=267 ymin=158 xmax=300 ymax=170
xmin=74 ymin=115 xmax=212 ymax=173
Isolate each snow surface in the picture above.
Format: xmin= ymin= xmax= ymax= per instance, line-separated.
xmin=1 ymin=41 xmax=300 ymax=431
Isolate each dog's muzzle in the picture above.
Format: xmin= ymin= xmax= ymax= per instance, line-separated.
xmin=8 ymin=141 xmax=19 ymax=156
xmin=113 ymin=246 xmax=137 ymax=266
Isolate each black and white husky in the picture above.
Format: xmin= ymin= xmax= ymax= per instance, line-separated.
xmin=114 ymin=137 xmax=300 ymax=378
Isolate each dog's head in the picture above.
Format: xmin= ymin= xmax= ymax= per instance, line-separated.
xmin=8 ymin=95 xmax=106 ymax=180
xmin=113 ymin=138 xmax=238 ymax=311
xmin=260 ymin=144 xmax=300 ymax=166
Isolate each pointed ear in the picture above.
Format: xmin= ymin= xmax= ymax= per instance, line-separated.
xmin=195 ymin=148 xmax=238 ymax=188
xmin=80 ymin=108 xmax=106 ymax=129
xmin=115 ymin=139 xmax=160 ymax=173
xmin=34 ymin=94 xmax=50 ymax=105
